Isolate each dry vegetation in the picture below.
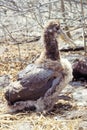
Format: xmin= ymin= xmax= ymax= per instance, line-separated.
xmin=0 ymin=42 xmax=42 ymax=81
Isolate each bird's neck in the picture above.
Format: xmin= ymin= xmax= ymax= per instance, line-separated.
xmin=43 ymin=31 xmax=60 ymax=60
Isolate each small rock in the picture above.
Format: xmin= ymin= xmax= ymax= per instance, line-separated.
xmin=70 ymin=81 xmax=84 ymax=87
xmin=72 ymin=88 xmax=87 ymax=107
xmin=16 ymin=122 xmax=33 ymax=130
xmin=0 ymin=75 xmax=10 ymax=88
xmin=0 ymin=46 xmax=8 ymax=55
xmin=79 ymin=121 xmax=87 ymax=130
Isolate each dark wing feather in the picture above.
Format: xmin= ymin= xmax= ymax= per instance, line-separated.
xmin=5 ymin=65 xmax=56 ymax=105
xmin=17 ymin=64 xmax=35 ymax=80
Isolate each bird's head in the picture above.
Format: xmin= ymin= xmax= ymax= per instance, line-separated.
xmin=45 ymin=20 xmax=76 ymax=47
xmin=45 ymin=20 xmax=60 ymax=35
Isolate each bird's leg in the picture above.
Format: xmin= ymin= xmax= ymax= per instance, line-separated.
xmin=35 ymin=98 xmax=46 ymax=112
xmin=43 ymin=92 xmax=64 ymax=113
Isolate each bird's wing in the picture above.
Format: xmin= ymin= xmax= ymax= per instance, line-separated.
xmin=17 ymin=64 xmax=35 ymax=80
xmin=20 ymin=66 xmax=54 ymax=89
xmin=5 ymin=65 xmax=60 ymax=104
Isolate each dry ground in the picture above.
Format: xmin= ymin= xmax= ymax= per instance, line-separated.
xmin=0 ymin=42 xmax=87 ymax=130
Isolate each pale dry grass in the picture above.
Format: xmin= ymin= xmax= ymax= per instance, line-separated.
xmin=0 ymin=42 xmax=42 ymax=81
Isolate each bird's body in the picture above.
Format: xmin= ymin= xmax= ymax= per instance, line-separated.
xmin=5 ymin=20 xmax=73 ymax=113
xmin=73 ymin=57 xmax=87 ymax=81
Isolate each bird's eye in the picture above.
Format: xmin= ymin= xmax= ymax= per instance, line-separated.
xmin=56 ymin=26 xmax=59 ymax=30
xmin=53 ymin=25 xmax=60 ymax=32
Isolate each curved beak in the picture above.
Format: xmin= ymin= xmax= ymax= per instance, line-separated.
xmin=58 ymin=29 xmax=76 ymax=47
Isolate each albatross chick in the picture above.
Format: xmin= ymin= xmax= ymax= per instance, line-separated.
xmin=5 ymin=20 xmax=73 ymax=113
